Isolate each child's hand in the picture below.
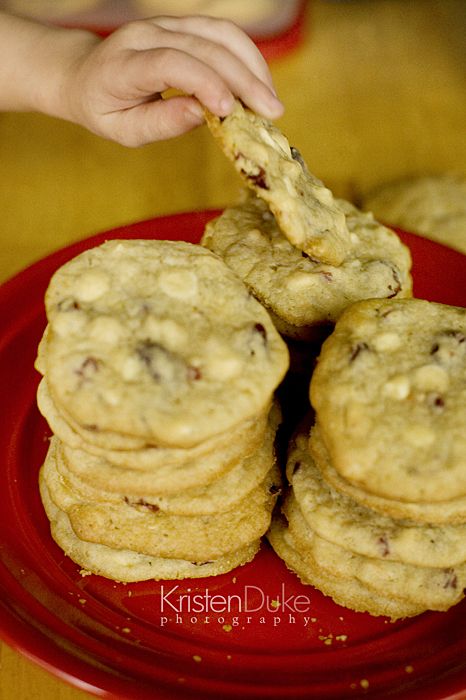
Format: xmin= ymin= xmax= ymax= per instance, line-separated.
xmin=63 ymin=15 xmax=284 ymax=146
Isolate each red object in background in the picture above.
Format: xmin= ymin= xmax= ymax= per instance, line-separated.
xmin=84 ymin=0 xmax=308 ymax=61
xmin=0 ymin=211 xmax=465 ymax=700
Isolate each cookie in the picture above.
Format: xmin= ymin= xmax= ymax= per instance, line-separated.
xmin=284 ymin=500 xmax=465 ymax=612
xmin=40 ymin=476 xmax=259 ymax=582
xmin=362 ymin=174 xmax=466 ymax=254
xmin=267 ymin=517 xmax=424 ymax=620
xmin=310 ymin=298 xmax=466 ymax=502
xmin=205 ymin=101 xmax=350 ymax=265
xmin=288 ymin=425 xmax=466 ymax=567
xmin=310 ymin=422 xmax=466 ymax=524
xmin=42 ymin=440 xmax=281 ymax=560
xmin=54 ymin=403 xmax=280 ymax=514
xmin=37 ymin=378 xmax=269 ymax=481
xmin=41 ymin=239 xmax=289 ymax=447
xmin=202 ymin=194 xmax=412 ymax=338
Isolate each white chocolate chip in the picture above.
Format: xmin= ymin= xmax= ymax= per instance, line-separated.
xmin=119 ymin=355 xmax=142 ymax=381
xmin=53 ymin=310 xmax=87 ymax=337
xmin=74 ymin=270 xmax=110 ymax=302
xmin=208 ymin=355 xmax=242 ymax=380
xmin=286 ymin=272 xmax=318 ymax=292
xmin=142 ymin=317 xmax=187 ymax=348
xmin=101 ymin=388 xmax=120 ymax=406
xmin=383 ymin=375 xmax=411 ymax=400
xmin=115 ymin=260 xmax=139 ymax=280
xmin=283 ymin=178 xmax=297 ymax=196
xmin=246 ymin=228 xmax=266 ymax=245
xmin=373 ymin=332 xmax=402 ymax=352
xmin=413 ymin=364 xmax=450 ymax=392
xmin=88 ymin=317 xmax=124 ymax=344
xmin=202 ymin=339 xmax=242 ymax=380
xmin=259 ymin=126 xmax=289 ymax=154
xmin=158 ymin=269 xmax=198 ymax=300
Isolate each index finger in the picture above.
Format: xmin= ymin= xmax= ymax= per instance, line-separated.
xmin=150 ymin=15 xmax=277 ymax=93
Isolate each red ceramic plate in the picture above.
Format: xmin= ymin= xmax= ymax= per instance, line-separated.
xmin=0 ymin=211 xmax=465 ymax=700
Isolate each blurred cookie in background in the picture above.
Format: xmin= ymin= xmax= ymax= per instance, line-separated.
xmin=362 ymin=174 xmax=466 ymax=254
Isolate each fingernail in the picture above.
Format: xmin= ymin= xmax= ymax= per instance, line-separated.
xmin=265 ymin=92 xmax=284 ymax=118
xmin=218 ymin=95 xmax=235 ymax=115
xmin=188 ymin=101 xmax=204 ymax=121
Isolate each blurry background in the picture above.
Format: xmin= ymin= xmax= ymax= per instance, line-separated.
xmin=0 ymin=0 xmax=465 ymax=286
xmin=0 ymin=1 xmax=465 ymax=695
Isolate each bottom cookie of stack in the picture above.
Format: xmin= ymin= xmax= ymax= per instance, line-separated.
xmin=40 ymin=477 xmax=260 ymax=582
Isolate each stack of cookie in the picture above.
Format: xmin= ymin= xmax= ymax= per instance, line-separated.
xmin=269 ymin=297 xmax=466 ymax=619
xmin=36 ymin=239 xmax=289 ymax=582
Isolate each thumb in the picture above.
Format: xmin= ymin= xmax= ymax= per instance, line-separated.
xmin=111 ymin=96 xmax=205 ymax=146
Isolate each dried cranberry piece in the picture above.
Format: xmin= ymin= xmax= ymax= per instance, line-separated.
xmin=254 ymin=323 xmax=268 ymax=342
xmin=245 ymin=166 xmax=269 ymax=190
xmin=57 ymin=298 xmax=80 ymax=312
xmin=443 ymin=569 xmax=458 ymax=589
xmin=75 ymin=356 xmax=100 ymax=380
xmin=136 ymin=340 xmax=186 ymax=382
xmin=349 ymin=342 xmax=370 ymax=362
xmin=124 ymin=496 xmax=160 ymax=513
xmin=377 ymin=535 xmax=390 ymax=557
xmin=187 ymin=365 xmax=202 ymax=381
xmin=193 ymin=561 xmax=214 ymax=566
xmin=382 ymin=262 xmax=402 ymax=298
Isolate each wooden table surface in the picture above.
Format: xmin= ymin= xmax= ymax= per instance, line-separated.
xmin=0 ymin=1 xmax=465 ymax=698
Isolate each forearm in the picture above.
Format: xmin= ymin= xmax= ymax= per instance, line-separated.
xmin=0 ymin=11 xmax=100 ymax=118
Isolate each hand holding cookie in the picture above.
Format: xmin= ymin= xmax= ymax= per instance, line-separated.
xmin=0 ymin=11 xmax=283 ymax=146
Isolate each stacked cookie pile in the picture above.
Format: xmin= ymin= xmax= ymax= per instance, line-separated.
xmin=36 ymin=239 xmax=289 ymax=582
xmin=269 ymin=297 xmax=466 ymax=619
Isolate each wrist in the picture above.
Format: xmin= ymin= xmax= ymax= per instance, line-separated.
xmin=30 ymin=24 xmax=101 ymax=122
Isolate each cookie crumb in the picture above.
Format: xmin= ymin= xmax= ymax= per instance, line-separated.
xmin=405 ymin=665 xmax=414 ymax=674
xmin=360 ymin=679 xmax=370 ymax=689
xmin=193 ymin=655 xmax=202 ymax=663
xmin=223 ymin=624 xmax=233 ymax=632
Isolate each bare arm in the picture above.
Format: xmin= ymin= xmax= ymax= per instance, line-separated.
xmin=0 ymin=11 xmax=283 ymax=146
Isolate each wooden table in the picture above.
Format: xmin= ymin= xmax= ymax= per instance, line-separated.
xmin=0 ymin=1 xmax=465 ymax=698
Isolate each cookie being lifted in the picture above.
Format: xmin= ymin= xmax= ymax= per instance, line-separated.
xmin=205 ymin=101 xmax=350 ymax=266
xmin=310 ymin=298 xmax=466 ymax=503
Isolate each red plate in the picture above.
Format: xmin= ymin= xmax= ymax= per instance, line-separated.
xmin=0 ymin=211 xmax=465 ymax=700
